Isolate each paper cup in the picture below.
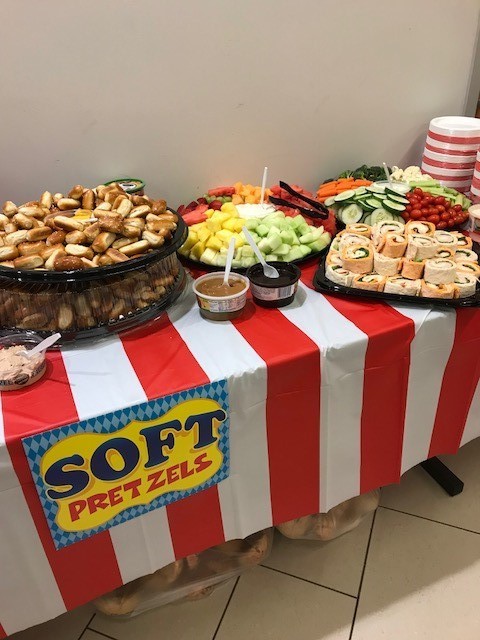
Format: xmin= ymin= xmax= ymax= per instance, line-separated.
xmin=429 ymin=116 xmax=480 ymax=139
xmin=423 ymin=148 xmax=476 ymax=167
xmin=425 ymin=135 xmax=480 ymax=154
xmin=421 ymin=161 xmax=474 ymax=180
xmin=192 ymin=273 xmax=249 ymax=321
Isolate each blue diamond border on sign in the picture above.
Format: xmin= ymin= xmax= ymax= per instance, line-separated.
xmin=22 ymin=380 xmax=229 ymax=550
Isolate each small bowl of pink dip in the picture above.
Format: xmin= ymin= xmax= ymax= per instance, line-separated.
xmin=0 ymin=332 xmax=47 ymax=391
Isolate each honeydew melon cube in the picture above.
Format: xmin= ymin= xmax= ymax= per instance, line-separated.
xmin=321 ymin=231 xmax=332 ymax=243
xmin=298 ymin=245 xmax=312 ymax=257
xmin=256 ymin=224 xmax=269 ymax=237
xmin=216 ymin=229 xmax=234 ymax=243
xmin=200 ymin=248 xmax=218 ymax=265
xmin=258 ymin=238 xmax=271 ymax=253
xmin=289 ymin=215 xmax=304 ymax=229
xmin=268 ymin=234 xmax=282 ymax=252
xmin=190 ymin=241 xmax=206 ymax=260
xmin=241 ymin=256 xmax=256 ymax=268
xmin=265 ymin=254 xmax=278 ymax=262
xmin=299 ymin=232 xmax=315 ymax=244
xmin=241 ymin=246 xmax=254 ymax=258
xmin=248 ymin=232 xmax=260 ymax=243
xmin=197 ymin=227 xmax=212 ymax=243
xmin=231 ymin=258 xmax=242 ymax=268
xmin=206 ymin=236 xmax=223 ymax=251
xmin=206 ymin=219 xmax=222 ymax=233
xmin=298 ymin=223 xmax=311 ymax=236
xmin=280 ymin=229 xmax=296 ymax=246
xmin=243 ymin=218 xmax=259 ymax=230
xmin=275 ymin=244 xmax=290 ymax=256
xmin=214 ymin=253 xmax=227 ymax=267
xmin=219 ymin=246 xmax=228 ymax=255
xmin=291 ymin=233 xmax=300 ymax=246
xmin=308 ymin=238 xmax=329 ymax=253
xmin=267 ymin=226 xmax=281 ymax=237
xmin=287 ymin=246 xmax=304 ymax=261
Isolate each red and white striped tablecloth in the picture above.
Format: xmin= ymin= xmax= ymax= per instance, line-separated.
xmin=1 ymin=262 xmax=480 ymax=636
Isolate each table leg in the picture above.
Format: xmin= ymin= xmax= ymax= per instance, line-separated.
xmin=420 ymin=457 xmax=464 ymax=497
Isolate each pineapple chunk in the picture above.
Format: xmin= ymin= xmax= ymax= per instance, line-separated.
xmin=200 ymin=248 xmax=218 ymax=265
xmin=190 ymin=241 xmax=206 ymax=261
xmin=197 ymin=227 xmax=212 ymax=243
xmin=205 ymin=208 xmax=215 ymax=218
xmin=206 ymin=236 xmax=223 ymax=251
xmin=233 ymin=219 xmax=244 ymax=233
xmin=180 ymin=232 xmax=198 ymax=253
xmin=222 ymin=218 xmax=238 ymax=232
xmin=216 ymin=229 xmax=234 ymax=243
xmin=232 ymin=233 xmax=245 ymax=248
xmin=206 ymin=219 xmax=222 ymax=233
xmin=221 ymin=202 xmax=237 ymax=214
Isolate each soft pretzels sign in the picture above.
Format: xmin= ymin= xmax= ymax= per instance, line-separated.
xmin=23 ymin=381 xmax=230 ymax=549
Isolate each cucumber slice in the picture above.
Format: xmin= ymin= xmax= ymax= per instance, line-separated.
xmin=383 ymin=183 xmax=410 ymax=195
xmin=353 ymin=193 xmax=371 ymax=201
xmin=366 ymin=185 xmax=386 ymax=194
xmin=373 ymin=193 xmax=387 ymax=200
xmin=363 ymin=214 xmax=373 ymax=226
xmin=341 ymin=203 xmax=363 ymax=224
xmin=387 ymin=194 xmax=409 ymax=205
xmin=353 ymin=187 xmax=367 ymax=196
xmin=333 ymin=189 xmax=356 ymax=202
xmin=383 ymin=199 xmax=406 ymax=213
xmin=366 ymin=198 xmax=384 ymax=209
xmin=324 ymin=196 xmax=337 ymax=207
xmin=370 ymin=208 xmax=393 ymax=225
xmin=360 ymin=201 xmax=377 ymax=212
xmin=392 ymin=213 xmax=406 ymax=224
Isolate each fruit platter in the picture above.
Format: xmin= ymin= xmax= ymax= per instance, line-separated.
xmin=315 ymin=217 xmax=480 ymax=307
xmin=177 ymin=181 xmax=336 ymax=271
xmin=323 ymin=165 xmax=472 ymax=231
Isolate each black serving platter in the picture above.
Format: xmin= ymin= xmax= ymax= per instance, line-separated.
xmin=314 ymin=247 xmax=480 ymax=308
xmin=180 ymin=249 xmax=326 ymax=274
xmin=0 ymin=268 xmax=187 ymax=347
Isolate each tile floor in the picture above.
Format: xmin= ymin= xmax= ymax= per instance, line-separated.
xmin=11 ymin=437 xmax=480 ymax=640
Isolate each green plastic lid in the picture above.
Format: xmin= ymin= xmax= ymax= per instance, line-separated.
xmin=104 ymin=178 xmax=145 ymax=193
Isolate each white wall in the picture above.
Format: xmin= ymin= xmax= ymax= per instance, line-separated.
xmin=0 ymin=0 xmax=478 ymax=206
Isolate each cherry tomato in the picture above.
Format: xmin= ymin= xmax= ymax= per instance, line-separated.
xmin=454 ymin=204 xmax=463 ymax=213
xmin=437 ymin=205 xmax=445 ymax=213
xmin=430 ymin=206 xmax=440 ymax=215
xmin=445 ymin=201 xmax=451 ymax=209
xmin=428 ymin=214 xmax=440 ymax=224
xmin=414 ymin=188 xmax=424 ymax=197
xmin=410 ymin=209 xmax=422 ymax=219
xmin=423 ymin=196 xmax=433 ymax=205
xmin=437 ymin=221 xmax=448 ymax=229
xmin=441 ymin=212 xmax=450 ymax=221
xmin=447 ymin=219 xmax=455 ymax=228
xmin=434 ymin=196 xmax=445 ymax=205
xmin=401 ymin=211 xmax=409 ymax=221
xmin=406 ymin=205 xmax=412 ymax=213
xmin=409 ymin=197 xmax=419 ymax=206
xmin=421 ymin=207 xmax=430 ymax=215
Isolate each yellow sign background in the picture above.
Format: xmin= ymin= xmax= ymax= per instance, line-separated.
xmin=41 ymin=398 xmax=225 ymax=532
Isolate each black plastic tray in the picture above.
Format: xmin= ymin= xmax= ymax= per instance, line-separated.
xmin=313 ymin=253 xmax=480 ymax=308
xmin=0 ymin=267 xmax=187 ymax=346
xmin=0 ymin=210 xmax=186 ymax=284
xmin=180 ymin=249 xmax=325 ymax=274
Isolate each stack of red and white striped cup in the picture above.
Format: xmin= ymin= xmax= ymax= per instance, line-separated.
xmin=422 ymin=116 xmax=480 ymax=193
xmin=470 ymin=151 xmax=480 ymax=200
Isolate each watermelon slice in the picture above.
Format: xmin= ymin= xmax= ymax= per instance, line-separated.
xmin=182 ymin=203 xmax=209 ymax=226
xmin=207 ymin=186 xmax=235 ymax=197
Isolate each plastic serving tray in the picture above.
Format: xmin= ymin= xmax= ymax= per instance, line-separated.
xmin=313 ymin=243 xmax=480 ymax=308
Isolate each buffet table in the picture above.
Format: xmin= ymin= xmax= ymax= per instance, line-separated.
xmin=1 ymin=262 xmax=480 ymax=637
